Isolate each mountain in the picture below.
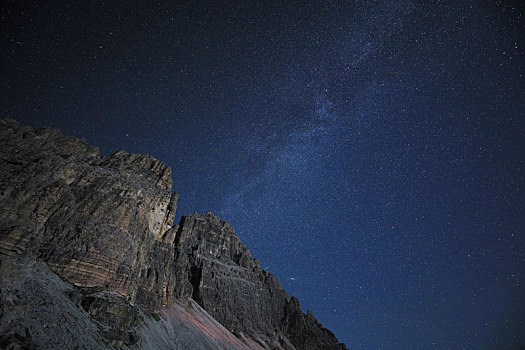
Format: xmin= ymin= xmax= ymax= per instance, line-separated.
xmin=0 ymin=119 xmax=347 ymax=350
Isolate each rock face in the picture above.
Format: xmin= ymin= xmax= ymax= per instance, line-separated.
xmin=0 ymin=119 xmax=347 ymax=350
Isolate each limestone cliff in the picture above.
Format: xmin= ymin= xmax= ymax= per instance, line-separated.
xmin=0 ymin=119 xmax=347 ymax=350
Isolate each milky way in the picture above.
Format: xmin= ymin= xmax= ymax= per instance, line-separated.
xmin=2 ymin=0 xmax=523 ymax=348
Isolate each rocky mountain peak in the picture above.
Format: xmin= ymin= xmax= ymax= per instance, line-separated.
xmin=0 ymin=119 xmax=347 ymax=350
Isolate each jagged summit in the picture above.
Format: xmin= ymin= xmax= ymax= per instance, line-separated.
xmin=0 ymin=119 xmax=347 ymax=349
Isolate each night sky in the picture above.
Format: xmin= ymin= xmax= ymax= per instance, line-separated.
xmin=2 ymin=1 xmax=524 ymax=349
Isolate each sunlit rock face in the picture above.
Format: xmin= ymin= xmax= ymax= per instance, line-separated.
xmin=0 ymin=118 xmax=177 ymax=301
xmin=0 ymin=119 xmax=346 ymax=350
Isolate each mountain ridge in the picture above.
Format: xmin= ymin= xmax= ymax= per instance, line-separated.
xmin=0 ymin=118 xmax=347 ymax=349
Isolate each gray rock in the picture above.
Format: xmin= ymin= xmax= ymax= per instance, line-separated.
xmin=0 ymin=119 xmax=347 ymax=349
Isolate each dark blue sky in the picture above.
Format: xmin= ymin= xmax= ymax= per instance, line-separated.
xmin=2 ymin=0 xmax=524 ymax=348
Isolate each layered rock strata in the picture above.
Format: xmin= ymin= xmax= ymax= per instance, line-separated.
xmin=0 ymin=119 xmax=347 ymax=349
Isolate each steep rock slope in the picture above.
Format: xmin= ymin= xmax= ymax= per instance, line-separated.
xmin=0 ymin=119 xmax=347 ymax=349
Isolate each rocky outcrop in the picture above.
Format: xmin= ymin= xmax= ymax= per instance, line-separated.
xmin=166 ymin=211 xmax=344 ymax=349
xmin=0 ymin=119 xmax=347 ymax=349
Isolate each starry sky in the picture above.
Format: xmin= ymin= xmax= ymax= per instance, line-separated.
xmin=2 ymin=0 xmax=524 ymax=349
